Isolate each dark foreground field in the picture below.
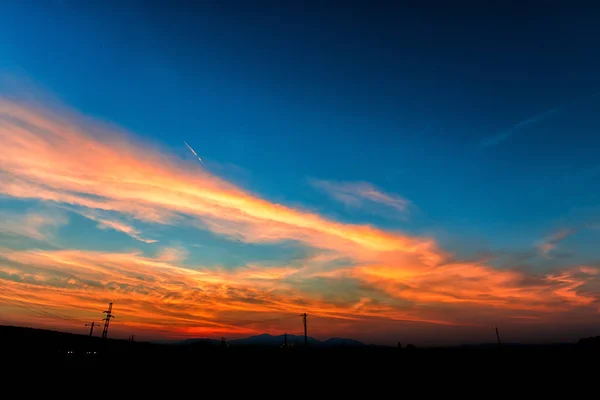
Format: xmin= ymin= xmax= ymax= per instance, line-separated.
xmin=3 ymin=325 xmax=599 ymax=381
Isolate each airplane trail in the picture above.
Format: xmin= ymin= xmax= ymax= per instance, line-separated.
xmin=479 ymin=90 xmax=600 ymax=148
xmin=184 ymin=141 xmax=203 ymax=163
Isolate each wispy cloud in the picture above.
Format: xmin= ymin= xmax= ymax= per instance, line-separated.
xmin=0 ymin=248 xmax=456 ymax=337
xmin=1 ymin=247 xmax=598 ymax=340
xmin=1 ymin=96 xmax=600 ymax=341
xmin=310 ymin=179 xmax=410 ymax=217
xmin=354 ymin=260 xmax=598 ymax=310
xmin=0 ymin=209 xmax=68 ymax=241
xmin=0 ymin=98 xmax=426 ymax=256
xmin=79 ymin=212 xmax=157 ymax=244
xmin=537 ymin=229 xmax=574 ymax=258
xmin=156 ymin=246 xmax=189 ymax=262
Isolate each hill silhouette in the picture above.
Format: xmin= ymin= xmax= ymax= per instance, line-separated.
xmin=157 ymin=333 xmax=366 ymax=347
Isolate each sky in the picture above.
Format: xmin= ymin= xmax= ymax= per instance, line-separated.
xmin=0 ymin=1 xmax=599 ymax=346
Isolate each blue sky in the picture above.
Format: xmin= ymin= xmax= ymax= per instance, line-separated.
xmin=0 ymin=1 xmax=599 ymax=344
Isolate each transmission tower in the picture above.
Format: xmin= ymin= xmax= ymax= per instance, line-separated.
xmin=85 ymin=321 xmax=98 ymax=337
xmin=101 ymin=302 xmax=115 ymax=339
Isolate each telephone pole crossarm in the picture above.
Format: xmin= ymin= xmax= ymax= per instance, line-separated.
xmin=85 ymin=321 xmax=98 ymax=337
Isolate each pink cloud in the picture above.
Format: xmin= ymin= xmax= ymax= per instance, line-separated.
xmin=537 ymin=229 xmax=574 ymax=257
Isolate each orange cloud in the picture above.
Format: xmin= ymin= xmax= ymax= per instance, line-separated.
xmin=353 ymin=261 xmax=599 ymax=312
xmin=0 ymin=99 xmax=429 ymax=257
xmin=0 ymin=248 xmax=453 ymax=339
xmin=1 ymin=97 xmax=600 ymax=342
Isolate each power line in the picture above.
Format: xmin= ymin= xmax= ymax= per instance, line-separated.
xmin=0 ymin=283 xmax=85 ymax=324
xmin=2 ymin=297 xmax=81 ymax=323
xmin=0 ymin=282 xmax=77 ymax=320
xmin=1 ymin=297 xmax=66 ymax=320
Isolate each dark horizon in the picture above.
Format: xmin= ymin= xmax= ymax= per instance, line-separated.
xmin=2 ymin=320 xmax=597 ymax=349
xmin=3 ymin=324 xmax=599 ymax=350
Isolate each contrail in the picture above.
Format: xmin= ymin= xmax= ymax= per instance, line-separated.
xmin=479 ymin=105 xmax=561 ymax=148
xmin=184 ymin=141 xmax=203 ymax=164
xmin=479 ymin=90 xmax=600 ymax=149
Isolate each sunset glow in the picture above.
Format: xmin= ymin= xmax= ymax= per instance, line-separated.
xmin=1 ymin=2 xmax=599 ymax=346
xmin=1 ymin=96 xmax=599 ymax=345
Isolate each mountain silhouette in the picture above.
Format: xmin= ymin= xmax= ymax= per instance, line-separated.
xmin=157 ymin=333 xmax=366 ymax=347
xmin=323 ymin=337 xmax=365 ymax=347
xmin=231 ymin=333 xmax=320 ymax=346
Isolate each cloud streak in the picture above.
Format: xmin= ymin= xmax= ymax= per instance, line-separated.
xmin=310 ymin=179 xmax=410 ymax=217
xmin=537 ymin=229 xmax=574 ymax=258
xmin=79 ymin=212 xmax=157 ymax=244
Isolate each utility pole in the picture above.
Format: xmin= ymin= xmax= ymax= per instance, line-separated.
xmin=85 ymin=321 xmax=98 ymax=337
xmin=495 ymin=326 xmax=502 ymax=346
xmin=284 ymin=332 xmax=288 ymax=347
xmin=128 ymin=334 xmax=135 ymax=342
xmin=101 ymin=302 xmax=115 ymax=339
xmin=299 ymin=313 xmax=307 ymax=346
